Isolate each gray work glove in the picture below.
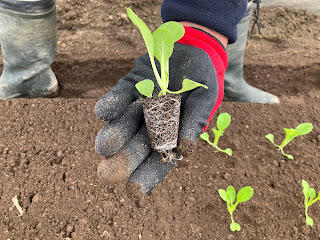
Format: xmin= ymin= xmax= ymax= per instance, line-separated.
xmin=95 ymin=27 xmax=228 ymax=194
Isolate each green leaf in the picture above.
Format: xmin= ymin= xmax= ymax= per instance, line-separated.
xmin=135 ymin=79 xmax=154 ymax=97
xmin=286 ymin=154 xmax=294 ymax=160
xmin=230 ymin=222 xmax=241 ymax=231
xmin=127 ymin=8 xmax=161 ymax=87
xmin=157 ymin=21 xmax=185 ymax=42
xmin=283 ymin=128 xmax=299 ymax=142
xmin=180 ymin=78 xmax=208 ymax=93
xmin=265 ymin=134 xmax=275 ymax=144
xmin=295 ymin=123 xmax=313 ymax=136
xmin=217 ymin=113 xmax=231 ymax=131
xmin=302 ymin=179 xmax=310 ymax=197
xmin=237 ymin=186 xmax=254 ymax=203
xmin=306 ymin=216 xmax=314 ymax=226
xmin=127 ymin=8 xmax=154 ymax=60
xmin=218 ymin=189 xmax=229 ymax=203
xmin=224 ymin=148 xmax=233 ymax=156
xmin=153 ymin=29 xmax=174 ymax=63
xmin=227 ymin=186 xmax=236 ymax=203
xmin=212 ymin=128 xmax=223 ymax=139
xmin=309 ymin=188 xmax=316 ymax=200
xmin=200 ymin=132 xmax=210 ymax=143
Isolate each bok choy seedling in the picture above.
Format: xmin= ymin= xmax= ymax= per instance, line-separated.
xmin=200 ymin=112 xmax=232 ymax=156
xmin=218 ymin=186 xmax=254 ymax=231
xmin=302 ymin=179 xmax=320 ymax=227
xmin=265 ymin=123 xmax=313 ymax=159
xmin=127 ymin=8 xmax=207 ymax=97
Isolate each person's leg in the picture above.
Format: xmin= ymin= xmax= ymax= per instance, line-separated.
xmin=224 ymin=1 xmax=279 ymax=103
xmin=0 ymin=0 xmax=58 ymax=99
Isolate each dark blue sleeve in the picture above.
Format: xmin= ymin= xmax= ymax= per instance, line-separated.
xmin=161 ymin=0 xmax=247 ymax=44
xmin=0 ymin=0 xmax=55 ymax=14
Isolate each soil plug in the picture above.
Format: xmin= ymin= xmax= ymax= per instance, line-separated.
xmin=302 ymin=179 xmax=320 ymax=226
xmin=265 ymin=122 xmax=313 ymax=159
xmin=218 ymin=186 xmax=254 ymax=231
xmin=127 ymin=8 xmax=208 ymax=162
xmin=200 ymin=112 xmax=232 ymax=156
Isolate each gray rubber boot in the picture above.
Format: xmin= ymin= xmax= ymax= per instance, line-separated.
xmin=224 ymin=2 xmax=279 ymax=103
xmin=0 ymin=5 xmax=58 ymax=99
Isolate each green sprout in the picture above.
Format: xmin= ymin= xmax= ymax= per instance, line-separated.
xmin=265 ymin=123 xmax=313 ymax=159
xmin=200 ymin=112 xmax=232 ymax=156
xmin=218 ymin=186 xmax=254 ymax=231
xmin=302 ymin=179 xmax=320 ymax=226
xmin=127 ymin=8 xmax=207 ymax=97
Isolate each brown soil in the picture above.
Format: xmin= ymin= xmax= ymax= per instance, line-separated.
xmin=1 ymin=1 xmax=320 ymax=239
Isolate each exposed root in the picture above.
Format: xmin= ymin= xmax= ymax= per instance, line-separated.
xmin=142 ymin=94 xmax=181 ymax=153
xmin=160 ymin=150 xmax=183 ymax=164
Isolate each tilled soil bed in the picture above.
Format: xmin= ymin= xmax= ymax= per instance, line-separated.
xmin=1 ymin=1 xmax=320 ymax=239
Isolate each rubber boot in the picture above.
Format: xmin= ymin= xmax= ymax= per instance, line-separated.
xmin=224 ymin=1 xmax=279 ymax=103
xmin=0 ymin=2 xmax=58 ymax=99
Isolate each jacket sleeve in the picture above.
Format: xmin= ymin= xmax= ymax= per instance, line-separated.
xmin=161 ymin=0 xmax=247 ymax=44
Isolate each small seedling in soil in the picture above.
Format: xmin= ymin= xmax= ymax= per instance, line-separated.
xmin=265 ymin=122 xmax=313 ymax=159
xmin=200 ymin=112 xmax=232 ymax=156
xmin=218 ymin=186 xmax=254 ymax=231
xmin=127 ymin=8 xmax=207 ymax=162
xmin=302 ymin=179 xmax=320 ymax=226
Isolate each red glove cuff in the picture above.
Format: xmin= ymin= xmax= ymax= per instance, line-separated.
xmin=178 ymin=26 xmax=228 ymax=131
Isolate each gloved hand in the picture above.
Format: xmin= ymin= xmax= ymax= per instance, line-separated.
xmin=95 ymin=27 xmax=228 ymax=194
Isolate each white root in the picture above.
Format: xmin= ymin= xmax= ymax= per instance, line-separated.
xmin=160 ymin=150 xmax=183 ymax=164
xmin=12 ymin=195 xmax=24 ymax=216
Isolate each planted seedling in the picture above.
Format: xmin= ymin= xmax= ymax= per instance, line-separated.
xmin=265 ymin=123 xmax=313 ymax=159
xmin=302 ymin=179 xmax=320 ymax=226
xmin=218 ymin=186 xmax=254 ymax=231
xmin=200 ymin=112 xmax=232 ymax=156
xmin=127 ymin=8 xmax=208 ymax=162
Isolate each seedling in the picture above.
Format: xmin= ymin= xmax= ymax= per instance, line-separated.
xmin=127 ymin=8 xmax=207 ymax=97
xmin=127 ymin=8 xmax=208 ymax=162
xmin=200 ymin=112 xmax=232 ymax=156
xmin=302 ymin=179 xmax=320 ymax=226
xmin=218 ymin=186 xmax=254 ymax=231
xmin=265 ymin=123 xmax=313 ymax=159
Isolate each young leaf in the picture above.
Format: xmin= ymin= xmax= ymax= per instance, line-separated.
xmin=217 ymin=113 xmax=231 ymax=132
xmin=295 ymin=123 xmax=313 ymax=136
xmin=227 ymin=186 xmax=236 ymax=203
xmin=157 ymin=21 xmax=185 ymax=42
xmin=265 ymin=134 xmax=275 ymax=144
xmin=200 ymin=132 xmax=210 ymax=143
xmin=283 ymin=128 xmax=299 ymax=143
xmin=224 ymin=148 xmax=233 ymax=156
xmin=230 ymin=222 xmax=241 ymax=232
xmin=212 ymin=128 xmax=223 ymax=139
xmin=309 ymin=188 xmax=316 ymax=200
xmin=127 ymin=8 xmax=154 ymax=60
xmin=302 ymin=179 xmax=310 ymax=190
xmin=171 ymin=78 xmax=208 ymax=94
xmin=135 ymin=80 xmax=154 ymax=97
xmin=302 ymin=179 xmax=310 ymax=196
xmin=218 ymin=189 xmax=229 ymax=202
xmin=237 ymin=186 xmax=254 ymax=203
xmin=127 ymin=8 xmax=161 ymax=86
xmin=286 ymin=154 xmax=294 ymax=160
xmin=153 ymin=29 xmax=174 ymax=64
xmin=306 ymin=216 xmax=314 ymax=226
